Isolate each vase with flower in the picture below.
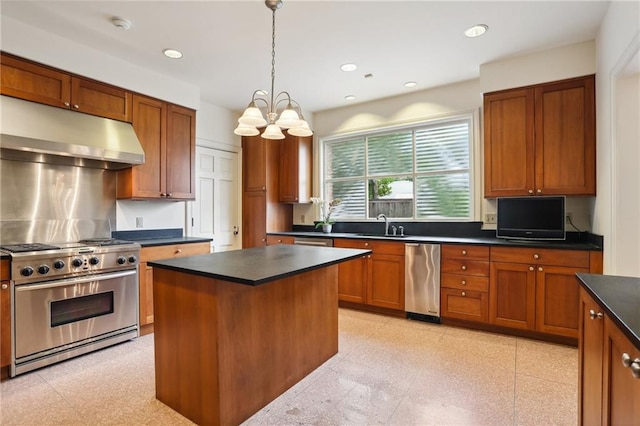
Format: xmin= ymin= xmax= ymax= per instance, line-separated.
xmin=310 ymin=197 xmax=342 ymax=233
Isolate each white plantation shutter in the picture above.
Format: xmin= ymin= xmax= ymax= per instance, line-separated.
xmin=323 ymin=116 xmax=473 ymax=220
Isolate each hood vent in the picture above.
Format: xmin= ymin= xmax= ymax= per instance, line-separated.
xmin=0 ymin=96 xmax=144 ymax=170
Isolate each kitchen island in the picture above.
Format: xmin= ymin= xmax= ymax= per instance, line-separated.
xmin=148 ymin=244 xmax=370 ymax=426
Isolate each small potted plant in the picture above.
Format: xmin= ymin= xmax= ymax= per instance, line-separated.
xmin=310 ymin=197 xmax=342 ymax=233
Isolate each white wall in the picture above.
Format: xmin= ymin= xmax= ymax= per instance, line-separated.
xmin=594 ymin=0 xmax=640 ymax=275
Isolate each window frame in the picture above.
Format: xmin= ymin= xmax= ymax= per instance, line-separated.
xmin=318 ymin=111 xmax=479 ymax=222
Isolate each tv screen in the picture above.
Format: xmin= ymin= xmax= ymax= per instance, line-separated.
xmin=496 ymin=196 xmax=566 ymax=240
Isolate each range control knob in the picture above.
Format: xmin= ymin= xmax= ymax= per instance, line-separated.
xmin=38 ymin=265 xmax=50 ymax=275
xmin=72 ymin=258 xmax=83 ymax=268
xmin=89 ymin=257 xmax=100 ymax=266
xmin=21 ymin=266 xmax=34 ymax=277
xmin=117 ymin=256 xmax=127 ymax=265
xmin=128 ymin=255 xmax=137 ymax=264
xmin=53 ymin=260 xmax=65 ymax=269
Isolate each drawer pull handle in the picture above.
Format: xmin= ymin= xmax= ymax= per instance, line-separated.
xmin=588 ymin=309 xmax=603 ymax=320
xmin=529 ymin=266 xmax=534 ymax=271
xmin=622 ymin=353 xmax=633 ymax=368
xmin=461 ymin=250 xmax=467 ymax=255
xmin=64 ymin=101 xmax=70 ymax=107
xmin=73 ymin=104 xmax=80 ymax=109
xmin=538 ymin=266 xmax=543 ymax=272
xmin=1 ymin=284 xmax=7 ymax=290
xmin=533 ymin=254 xmax=540 ymax=259
xmin=365 ymin=243 xmax=369 ymax=247
xmin=175 ymin=249 xmax=182 ymax=254
xmin=461 ymin=280 xmax=466 ymax=285
xmin=461 ymin=291 xmax=466 ymax=297
xmin=631 ymin=362 xmax=640 ymax=379
xmin=461 ymin=265 xmax=467 ymax=271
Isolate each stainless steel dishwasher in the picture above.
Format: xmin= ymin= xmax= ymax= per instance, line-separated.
xmin=405 ymin=243 xmax=441 ymax=323
xmin=293 ymin=237 xmax=334 ymax=247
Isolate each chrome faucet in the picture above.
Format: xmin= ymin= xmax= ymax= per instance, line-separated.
xmin=377 ymin=214 xmax=390 ymax=235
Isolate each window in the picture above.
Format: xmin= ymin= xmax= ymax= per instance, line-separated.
xmin=322 ymin=115 xmax=473 ymax=221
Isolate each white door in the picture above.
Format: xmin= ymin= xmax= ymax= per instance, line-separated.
xmin=191 ymin=146 xmax=240 ymax=252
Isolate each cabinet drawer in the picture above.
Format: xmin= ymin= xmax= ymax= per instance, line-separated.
xmin=334 ymin=239 xmax=404 ymax=255
xmin=442 ymin=244 xmax=490 ymax=261
xmin=491 ymin=247 xmax=589 ymax=268
xmin=266 ymin=235 xmax=294 ymax=245
xmin=441 ymin=274 xmax=489 ymax=292
xmin=140 ymin=242 xmax=210 ymax=262
xmin=441 ymin=288 xmax=488 ymax=322
xmin=441 ymin=259 xmax=489 ymax=276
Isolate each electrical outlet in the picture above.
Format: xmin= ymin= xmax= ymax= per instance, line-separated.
xmin=136 ymin=217 xmax=144 ymax=228
xmin=484 ymin=213 xmax=497 ymax=224
xmin=565 ymin=212 xmax=573 ymax=225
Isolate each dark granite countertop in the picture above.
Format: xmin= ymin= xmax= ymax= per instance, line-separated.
xmin=577 ymin=273 xmax=640 ymax=350
xmin=269 ymin=231 xmax=602 ymax=251
xmin=148 ymin=245 xmax=371 ymax=286
xmin=112 ymin=228 xmax=212 ymax=248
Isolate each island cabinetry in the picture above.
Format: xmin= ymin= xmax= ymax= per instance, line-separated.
xmin=484 ymin=74 xmax=595 ymax=197
xmin=1 ymin=53 xmax=132 ymax=122
xmin=241 ymin=136 xmax=292 ymax=248
xmin=138 ymin=242 xmax=210 ymax=334
xmin=440 ymin=244 xmax=490 ymax=323
xmin=578 ymin=288 xmax=604 ymax=425
xmin=490 ymin=247 xmax=590 ymax=337
xmin=1 ymin=258 xmax=10 ymax=371
xmin=117 ymin=95 xmax=196 ymax=200
xmin=334 ymin=239 xmax=405 ymax=311
xmin=266 ymin=235 xmax=295 ymax=245
xmin=279 ymin=133 xmax=312 ymax=203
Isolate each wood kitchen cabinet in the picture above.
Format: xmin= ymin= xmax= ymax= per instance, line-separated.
xmin=1 ymin=258 xmax=10 ymax=371
xmin=334 ymin=239 xmax=405 ymax=311
xmin=484 ymin=75 xmax=595 ymax=197
xmin=138 ymin=242 xmax=210 ymax=334
xmin=241 ymin=135 xmax=292 ymax=248
xmin=490 ymin=247 xmax=592 ymax=338
xmin=279 ymin=133 xmax=312 ymax=203
xmin=117 ymin=94 xmax=196 ymax=200
xmin=440 ymin=244 xmax=490 ymax=323
xmin=578 ymin=288 xmax=605 ymax=425
xmin=266 ymin=235 xmax=295 ymax=245
xmin=1 ymin=52 xmax=132 ymax=122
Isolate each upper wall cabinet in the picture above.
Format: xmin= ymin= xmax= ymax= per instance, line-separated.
xmin=0 ymin=53 xmax=132 ymax=122
xmin=279 ymin=133 xmax=312 ymax=203
xmin=116 ymin=94 xmax=196 ymax=200
xmin=483 ymin=75 xmax=595 ymax=197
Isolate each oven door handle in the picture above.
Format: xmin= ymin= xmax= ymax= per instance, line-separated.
xmin=14 ymin=270 xmax=137 ymax=292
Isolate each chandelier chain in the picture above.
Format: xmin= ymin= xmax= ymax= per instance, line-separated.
xmin=270 ymin=6 xmax=277 ymax=114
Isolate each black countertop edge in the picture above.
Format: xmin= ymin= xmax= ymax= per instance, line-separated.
xmin=576 ymin=273 xmax=640 ymax=350
xmin=269 ymin=231 xmax=602 ymax=251
xmin=148 ymin=245 xmax=371 ymax=286
xmin=1 ymin=253 xmax=9 ymax=260
xmin=111 ymin=229 xmax=212 ymax=247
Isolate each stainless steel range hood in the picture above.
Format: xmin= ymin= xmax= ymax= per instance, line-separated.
xmin=0 ymin=96 xmax=144 ymax=170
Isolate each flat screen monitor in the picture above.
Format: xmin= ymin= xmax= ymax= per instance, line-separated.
xmin=496 ymin=196 xmax=566 ymax=240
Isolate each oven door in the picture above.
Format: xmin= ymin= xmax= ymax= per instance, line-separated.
xmin=13 ymin=270 xmax=138 ymax=360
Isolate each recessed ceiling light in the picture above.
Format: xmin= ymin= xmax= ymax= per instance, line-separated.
xmin=404 ymin=81 xmax=417 ymax=88
xmin=345 ymin=95 xmax=356 ymax=101
xmin=340 ymin=63 xmax=357 ymax=72
xmin=163 ymin=48 xmax=183 ymax=59
xmin=464 ymin=24 xmax=488 ymax=38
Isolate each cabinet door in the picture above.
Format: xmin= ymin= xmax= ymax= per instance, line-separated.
xmin=70 ymin=77 xmax=132 ymax=122
xmin=369 ymin=253 xmax=405 ymax=310
xmin=535 ymin=265 xmax=588 ymax=338
xmin=336 ymin=255 xmax=368 ymax=304
xmin=243 ymin=135 xmax=267 ymax=192
xmin=441 ymin=288 xmax=488 ymax=323
xmin=166 ymin=104 xmax=196 ymax=200
xmin=602 ymin=316 xmax=640 ymax=425
xmin=118 ymin=95 xmax=166 ymax=198
xmin=535 ymin=75 xmax=595 ymax=195
xmin=0 ymin=53 xmax=71 ymax=108
xmin=242 ymin=191 xmax=267 ymax=248
xmin=138 ymin=262 xmax=154 ymax=327
xmin=483 ymin=88 xmax=535 ymax=197
xmin=489 ymin=262 xmax=536 ymax=330
xmin=1 ymin=280 xmax=10 ymax=367
xmin=578 ymin=288 xmax=604 ymax=426
xmin=279 ymin=134 xmax=312 ymax=203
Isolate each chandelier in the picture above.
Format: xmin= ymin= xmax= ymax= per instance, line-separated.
xmin=233 ymin=0 xmax=312 ymax=140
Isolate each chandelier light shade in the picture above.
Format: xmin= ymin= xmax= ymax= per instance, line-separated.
xmin=234 ymin=0 xmax=312 ymax=140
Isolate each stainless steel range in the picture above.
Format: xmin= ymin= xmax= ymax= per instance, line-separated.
xmin=1 ymin=238 xmax=140 ymax=377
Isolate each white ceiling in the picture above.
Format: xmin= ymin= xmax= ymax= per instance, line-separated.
xmin=1 ymin=1 xmax=610 ymax=114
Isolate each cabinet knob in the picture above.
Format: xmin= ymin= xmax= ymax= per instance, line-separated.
xmin=1 ymin=284 xmax=7 ymax=290
xmin=622 ymin=353 xmax=634 ymax=368
xmin=367 ymin=255 xmax=371 ymax=259
xmin=461 ymin=280 xmax=466 ymax=285
xmin=73 ymin=104 xmax=80 ymax=109
xmin=461 ymin=250 xmax=467 ymax=255
xmin=631 ymin=362 xmax=640 ymax=379
xmin=529 ymin=266 xmax=534 ymax=271
xmin=461 ymin=265 xmax=467 ymax=271
xmin=64 ymin=101 xmax=70 ymax=107
xmin=528 ymin=189 xmax=534 ymax=194
xmin=538 ymin=266 xmax=543 ymax=272
xmin=167 ymin=193 xmax=172 ymax=197
xmin=536 ymin=189 xmax=542 ymax=194
xmin=262 ymin=186 xmax=266 ymax=190
xmin=175 ymin=249 xmax=182 ymax=254
xmin=533 ymin=254 xmax=540 ymax=259
xmin=364 ymin=243 xmax=369 ymax=247
xmin=461 ymin=291 xmax=466 ymax=297
xmin=588 ymin=309 xmax=603 ymax=320
xmin=277 ymin=239 xmax=282 ymax=243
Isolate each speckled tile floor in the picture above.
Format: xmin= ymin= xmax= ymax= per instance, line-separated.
xmin=0 ymin=308 xmax=578 ymax=425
